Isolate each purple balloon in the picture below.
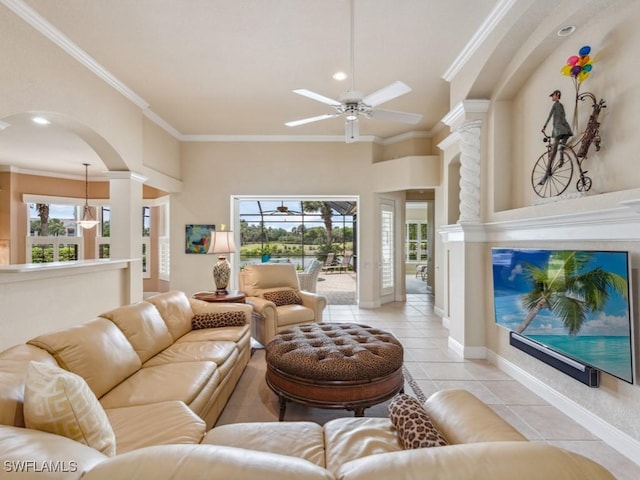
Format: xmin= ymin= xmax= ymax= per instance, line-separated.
xmin=571 ymin=65 xmax=582 ymax=76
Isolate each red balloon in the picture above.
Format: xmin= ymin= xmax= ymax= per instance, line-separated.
xmin=567 ymin=55 xmax=579 ymax=66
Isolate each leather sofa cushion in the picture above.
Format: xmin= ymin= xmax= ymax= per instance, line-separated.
xmin=143 ymin=340 xmax=237 ymax=368
xmin=203 ymin=421 xmax=325 ymax=467
xmin=99 ymin=302 xmax=173 ymax=363
xmin=177 ymin=324 xmax=251 ymax=345
xmin=99 ymin=361 xmax=219 ymax=410
xmin=81 ymin=444 xmax=335 ymax=480
xmin=276 ymin=304 xmax=316 ymax=326
xmin=0 ymin=344 xmax=58 ymax=363
xmin=0 ymin=425 xmax=107 ymax=480
xmin=146 ymin=291 xmax=194 ymax=341
xmin=0 ymin=346 xmax=57 ymax=427
xmin=105 ymin=401 xmax=205 ymax=454
xmin=323 ymin=417 xmax=401 ymax=474
xmin=423 ymin=389 xmax=526 ymax=444
xmin=27 ymin=318 xmax=142 ymax=398
xmin=240 ymin=263 xmax=301 ymax=296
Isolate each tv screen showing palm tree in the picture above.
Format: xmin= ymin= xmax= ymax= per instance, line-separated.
xmin=492 ymin=248 xmax=634 ymax=383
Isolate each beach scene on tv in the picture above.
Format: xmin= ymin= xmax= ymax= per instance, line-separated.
xmin=492 ymin=248 xmax=634 ymax=383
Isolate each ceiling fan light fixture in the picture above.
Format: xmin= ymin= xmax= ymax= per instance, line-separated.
xmin=284 ymin=0 xmax=421 ymax=143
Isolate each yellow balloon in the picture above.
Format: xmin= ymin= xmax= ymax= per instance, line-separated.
xmin=578 ymin=71 xmax=590 ymax=83
xmin=561 ymin=64 xmax=573 ymax=76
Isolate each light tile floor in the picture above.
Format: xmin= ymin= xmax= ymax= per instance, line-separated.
xmin=323 ymin=293 xmax=640 ymax=480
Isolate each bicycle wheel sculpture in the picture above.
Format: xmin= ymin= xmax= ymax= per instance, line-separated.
xmin=531 ymin=147 xmax=575 ymax=198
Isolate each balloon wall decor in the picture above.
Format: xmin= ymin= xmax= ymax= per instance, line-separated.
xmin=561 ymin=45 xmax=593 ymax=84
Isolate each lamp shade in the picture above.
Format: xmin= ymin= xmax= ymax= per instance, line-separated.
xmin=207 ymin=230 xmax=237 ymax=255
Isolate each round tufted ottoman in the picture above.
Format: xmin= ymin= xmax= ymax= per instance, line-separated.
xmin=265 ymin=323 xmax=404 ymax=420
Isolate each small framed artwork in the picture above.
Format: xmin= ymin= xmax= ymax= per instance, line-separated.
xmin=185 ymin=224 xmax=215 ymax=254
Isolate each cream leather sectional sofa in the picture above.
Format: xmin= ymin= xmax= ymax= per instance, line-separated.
xmin=0 ymin=290 xmax=252 ymax=455
xmin=0 ymin=389 xmax=614 ymax=479
xmin=0 ymin=290 xmax=614 ymax=479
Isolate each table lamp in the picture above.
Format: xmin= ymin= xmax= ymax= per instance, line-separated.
xmin=207 ymin=225 xmax=237 ymax=295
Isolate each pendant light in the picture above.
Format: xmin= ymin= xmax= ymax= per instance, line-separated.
xmin=77 ymin=163 xmax=99 ymax=229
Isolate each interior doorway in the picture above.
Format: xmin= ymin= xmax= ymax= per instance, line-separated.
xmin=405 ymin=200 xmax=433 ymax=295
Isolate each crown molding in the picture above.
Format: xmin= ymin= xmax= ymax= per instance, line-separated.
xmin=1 ymin=0 xmax=149 ymax=110
xmin=442 ymin=0 xmax=518 ymax=82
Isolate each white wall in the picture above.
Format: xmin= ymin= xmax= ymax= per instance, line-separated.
xmin=440 ymin=0 xmax=640 ymax=456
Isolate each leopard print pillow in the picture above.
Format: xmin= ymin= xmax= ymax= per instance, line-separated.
xmin=388 ymin=393 xmax=448 ymax=449
xmin=262 ymin=289 xmax=303 ymax=306
xmin=191 ymin=311 xmax=246 ymax=330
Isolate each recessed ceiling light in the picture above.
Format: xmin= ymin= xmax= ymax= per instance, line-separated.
xmin=333 ymin=71 xmax=347 ymax=81
xmin=557 ymin=25 xmax=576 ymax=37
xmin=32 ymin=116 xmax=50 ymax=125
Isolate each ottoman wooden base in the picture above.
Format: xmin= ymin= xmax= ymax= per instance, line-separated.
xmin=266 ymin=363 xmax=404 ymax=420
xmin=265 ymin=323 xmax=404 ymax=420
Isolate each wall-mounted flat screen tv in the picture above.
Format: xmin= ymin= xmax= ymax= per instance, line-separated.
xmin=492 ymin=248 xmax=634 ymax=383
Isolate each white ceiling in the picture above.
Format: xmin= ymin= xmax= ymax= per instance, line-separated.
xmin=1 ymin=0 xmax=500 ymax=177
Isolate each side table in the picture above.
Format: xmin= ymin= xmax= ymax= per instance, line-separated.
xmin=193 ymin=290 xmax=246 ymax=303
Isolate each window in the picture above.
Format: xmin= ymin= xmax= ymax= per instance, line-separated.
xmin=405 ymin=222 xmax=428 ymax=262
xmin=27 ymin=203 xmax=83 ymax=263
xmin=237 ymin=199 xmax=356 ymax=269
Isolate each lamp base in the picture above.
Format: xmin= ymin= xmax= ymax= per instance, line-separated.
xmin=213 ymin=256 xmax=231 ymax=295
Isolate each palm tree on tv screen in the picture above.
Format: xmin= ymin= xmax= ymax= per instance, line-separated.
xmin=516 ymin=251 xmax=627 ymax=335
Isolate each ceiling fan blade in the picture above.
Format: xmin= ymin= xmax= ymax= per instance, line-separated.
xmin=363 ymin=81 xmax=412 ymax=107
xmin=370 ymin=108 xmax=423 ymax=124
xmin=345 ymin=119 xmax=359 ymax=143
xmin=285 ymin=113 xmax=336 ymax=127
xmin=292 ymin=89 xmax=342 ymax=107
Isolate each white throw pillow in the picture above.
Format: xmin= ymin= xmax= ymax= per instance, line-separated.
xmin=24 ymin=361 xmax=116 ymax=456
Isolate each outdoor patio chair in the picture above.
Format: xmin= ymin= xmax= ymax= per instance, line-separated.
xmin=297 ymin=259 xmax=322 ymax=292
xmin=324 ymin=252 xmax=353 ymax=274
xmin=320 ymin=252 xmax=336 ymax=272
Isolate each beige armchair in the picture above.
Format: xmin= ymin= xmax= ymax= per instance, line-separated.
xmin=239 ymin=263 xmax=327 ymax=347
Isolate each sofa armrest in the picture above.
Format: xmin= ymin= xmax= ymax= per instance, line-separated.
xmin=334 ymin=442 xmax=615 ymax=480
xmin=299 ymin=291 xmax=327 ymax=322
xmin=244 ymin=296 xmax=277 ymax=318
xmin=423 ymin=389 xmax=526 ymax=444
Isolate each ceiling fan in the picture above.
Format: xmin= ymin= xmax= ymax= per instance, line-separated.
xmin=258 ymin=201 xmax=301 ymax=215
xmin=285 ymin=0 xmax=422 ymax=143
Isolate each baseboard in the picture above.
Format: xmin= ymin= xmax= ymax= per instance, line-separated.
xmin=358 ymin=300 xmax=378 ymax=309
xmin=488 ymin=349 xmax=640 ymax=465
xmin=447 ymin=336 xmax=487 ymax=359
xmin=434 ymin=306 xmax=447 ymax=318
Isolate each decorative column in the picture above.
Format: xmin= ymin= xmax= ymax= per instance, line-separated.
xmin=457 ymin=119 xmax=482 ymax=223
xmin=105 ymin=170 xmax=147 ymax=304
